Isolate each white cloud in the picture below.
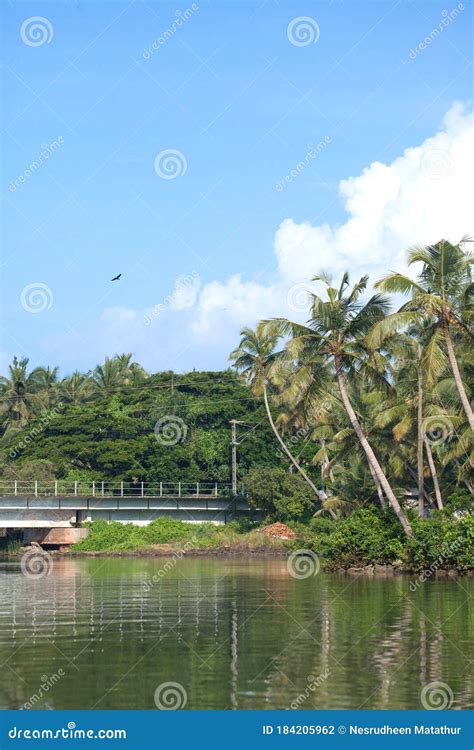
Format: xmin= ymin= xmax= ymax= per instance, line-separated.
xmin=40 ymin=102 xmax=473 ymax=371
xmin=169 ymin=272 xmax=201 ymax=311
xmin=275 ymin=101 xmax=472 ymax=283
xmin=191 ymin=275 xmax=281 ymax=337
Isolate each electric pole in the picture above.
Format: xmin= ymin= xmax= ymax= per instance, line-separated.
xmin=229 ymin=420 xmax=259 ymax=496
xmin=230 ymin=420 xmax=238 ymax=496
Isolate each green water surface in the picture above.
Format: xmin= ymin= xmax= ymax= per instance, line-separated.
xmin=0 ymin=557 xmax=471 ymax=710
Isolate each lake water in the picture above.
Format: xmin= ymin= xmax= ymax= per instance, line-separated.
xmin=0 ymin=557 xmax=471 ymax=710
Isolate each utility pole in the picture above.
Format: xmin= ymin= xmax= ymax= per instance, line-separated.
xmin=229 ymin=420 xmax=259 ymax=496
xmin=230 ymin=420 xmax=238 ymax=496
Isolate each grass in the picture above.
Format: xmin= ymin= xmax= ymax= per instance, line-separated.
xmin=0 ymin=538 xmax=23 ymax=555
xmin=71 ymin=519 xmax=288 ymax=553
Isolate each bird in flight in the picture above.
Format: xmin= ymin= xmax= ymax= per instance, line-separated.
xmin=111 ymin=273 xmax=122 ymax=281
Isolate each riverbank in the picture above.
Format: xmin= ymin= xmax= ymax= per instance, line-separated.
xmin=5 ymin=509 xmax=473 ymax=574
xmin=60 ymin=549 xmax=473 ymax=577
xmin=59 ymin=509 xmax=474 ymax=574
xmin=75 ymin=510 xmax=473 ymax=572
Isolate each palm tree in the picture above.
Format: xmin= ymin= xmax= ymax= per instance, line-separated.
xmin=264 ymin=273 xmax=413 ymax=536
xmin=0 ymin=357 xmax=42 ymax=433
xmin=34 ymin=366 xmax=60 ymax=408
xmin=375 ymin=239 xmax=473 ymax=431
xmin=90 ymin=357 xmax=122 ymax=394
xmin=230 ymin=326 xmax=326 ymax=503
xmin=61 ymin=371 xmax=93 ymax=405
xmin=113 ymin=353 xmax=147 ymax=385
xmin=373 ymin=339 xmax=447 ymax=512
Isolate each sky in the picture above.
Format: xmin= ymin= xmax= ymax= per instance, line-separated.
xmin=0 ymin=0 xmax=472 ymax=376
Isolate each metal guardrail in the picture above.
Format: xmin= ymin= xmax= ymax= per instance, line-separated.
xmin=0 ymin=480 xmax=238 ymax=499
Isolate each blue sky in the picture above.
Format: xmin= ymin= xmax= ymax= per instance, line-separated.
xmin=1 ymin=0 xmax=472 ymax=375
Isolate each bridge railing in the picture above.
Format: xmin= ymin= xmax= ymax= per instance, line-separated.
xmin=0 ymin=480 xmax=236 ymax=498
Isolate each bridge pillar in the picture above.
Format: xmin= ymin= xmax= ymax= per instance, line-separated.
xmin=24 ymin=528 xmax=90 ymax=546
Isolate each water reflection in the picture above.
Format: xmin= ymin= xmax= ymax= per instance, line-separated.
xmin=0 ymin=557 xmax=471 ymax=710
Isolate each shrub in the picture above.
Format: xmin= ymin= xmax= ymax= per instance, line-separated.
xmin=245 ymin=466 xmax=315 ymax=521
xmin=403 ymin=513 xmax=474 ymax=570
xmin=444 ymin=489 xmax=473 ymax=513
xmin=312 ymin=509 xmax=405 ymax=566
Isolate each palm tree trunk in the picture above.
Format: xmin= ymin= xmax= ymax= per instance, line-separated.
xmin=444 ymin=326 xmax=474 ymax=431
xmin=417 ymin=345 xmax=424 ymax=518
xmin=368 ymin=461 xmax=386 ymax=509
xmin=423 ymin=437 xmax=443 ymax=510
xmin=320 ymin=439 xmax=327 ymax=495
xmin=263 ymin=384 xmax=328 ymax=508
xmin=334 ymin=359 xmax=412 ymax=536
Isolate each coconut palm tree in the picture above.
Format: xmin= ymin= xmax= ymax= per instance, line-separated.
xmin=374 ymin=342 xmax=449 ymax=512
xmin=34 ymin=366 xmax=60 ymax=408
xmin=230 ymin=326 xmax=326 ymax=503
xmin=0 ymin=357 xmax=42 ymax=433
xmin=263 ymin=272 xmax=413 ymax=536
xmin=61 ymin=371 xmax=93 ymax=405
xmin=90 ymin=357 xmax=122 ymax=394
xmin=375 ymin=239 xmax=473 ymax=431
xmin=113 ymin=353 xmax=147 ymax=385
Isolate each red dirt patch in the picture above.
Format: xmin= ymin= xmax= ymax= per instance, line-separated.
xmin=257 ymin=523 xmax=296 ymax=540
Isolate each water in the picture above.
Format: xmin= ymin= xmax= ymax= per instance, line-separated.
xmin=0 ymin=557 xmax=471 ymax=710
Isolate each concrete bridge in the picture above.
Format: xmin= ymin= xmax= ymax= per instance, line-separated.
xmin=0 ymin=480 xmax=248 ymax=536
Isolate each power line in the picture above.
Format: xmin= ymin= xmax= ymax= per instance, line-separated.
xmin=0 ymin=374 xmax=243 ymax=402
xmin=0 ymin=395 xmax=262 ymax=426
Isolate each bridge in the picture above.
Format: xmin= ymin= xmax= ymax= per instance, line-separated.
xmin=0 ymin=480 xmax=249 ymax=538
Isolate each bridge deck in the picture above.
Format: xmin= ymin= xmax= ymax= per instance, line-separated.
xmin=0 ymin=481 xmax=248 ymax=527
xmin=0 ymin=495 xmax=239 ymax=510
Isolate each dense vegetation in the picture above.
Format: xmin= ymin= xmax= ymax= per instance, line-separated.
xmin=0 ymin=368 xmax=279 ymax=486
xmin=72 ymin=511 xmax=474 ymax=571
xmin=0 ymin=238 xmax=472 ymax=567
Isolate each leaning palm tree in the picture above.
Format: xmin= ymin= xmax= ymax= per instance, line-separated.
xmin=263 ymin=273 xmax=413 ymax=536
xmin=375 ymin=239 xmax=473 ymax=431
xmin=230 ymin=326 xmax=325 ymax=502
xmin=0 ymin=356 xmax=42 ymax=433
